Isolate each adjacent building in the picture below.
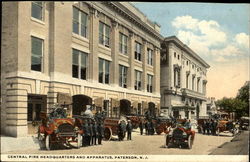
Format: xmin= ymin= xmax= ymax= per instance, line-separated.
xmin=206 ymin=97 xmax=217 ymax=116
xmin=1 ymin=2 xmax=163 ymax=137
xmin=160 ymin=36 xmax=210 ymax=119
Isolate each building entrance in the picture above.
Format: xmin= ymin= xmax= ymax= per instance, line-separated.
xmin=72 ymin=95 xmax=92 ymax=115
xmin=120 ymin=99 xmax=131 ymax=115
xmin=27 ymin=94 xmax=47 ymax=134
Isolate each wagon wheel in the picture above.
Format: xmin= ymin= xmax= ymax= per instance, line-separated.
xmin=45 ymin=135 xmax=52 ymax=150
xmin=76 ymin=133 xmax=82 ymax=148
xmin=187 ymin=135 xmax=193 ymax=149
xmin=165 ymin=135 xmax=170 ymax=148
xmin=104 ymin=127 xmax=112 ymax=141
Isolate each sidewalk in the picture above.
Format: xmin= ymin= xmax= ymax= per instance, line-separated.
xmin=1 ymin=135 xmax=40 ymax=153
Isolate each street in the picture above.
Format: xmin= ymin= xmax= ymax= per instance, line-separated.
xmin=210 ymin=130 xmax=249 ymax=155
xmin=4 ymin=129 xmax=234 ymax=155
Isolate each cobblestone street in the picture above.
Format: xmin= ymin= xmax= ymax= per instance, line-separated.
xmin=4 ymin=129 xmax=234 ymax=155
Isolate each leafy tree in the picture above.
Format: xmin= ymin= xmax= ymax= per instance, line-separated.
xmin=216 ymin=82 xmax=249 ymax=118
xmin=236 ymin=82 xmax=249 ymax=116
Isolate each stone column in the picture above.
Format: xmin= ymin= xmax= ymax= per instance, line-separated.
xmin=5 ymin=78 xmax=28 ymax=137
xmin=88 ymin=7 xmax=99 ymax=83
xmin=110 ymin=20 xmax=119 ymax=87
xmin=153 ymin=47 xmax=160 ymax=94
xmin=142 ymin=39 xmax=147 ymax=92
xmin=127 ymin=31 xmax=135 ymax=90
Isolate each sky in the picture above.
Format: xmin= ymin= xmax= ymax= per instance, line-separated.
xmin=132 ymin=2 xmax=250 ymax=100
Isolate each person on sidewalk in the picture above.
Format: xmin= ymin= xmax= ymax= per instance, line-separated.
xmin=97 ymin=121 xmax=104 ymax=144
xmin=82 ymin=120 xmax=88 ymax=147
xmin=139 ymin=120 xmax=144 ymax=135
xmin=126 ymin=120 xmax=133 ymax=140
xmin=87 ymin=119 xmax=93 ymax=146
xmin=92 ymin=121 xmax=97 ymax=145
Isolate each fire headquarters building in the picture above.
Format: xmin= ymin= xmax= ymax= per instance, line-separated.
xmin=1 ymin=2 xmax=163 ymax=137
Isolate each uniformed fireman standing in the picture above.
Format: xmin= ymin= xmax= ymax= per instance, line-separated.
xmin=97 ymin=121 xmax=104 ymax=144
xmin=87 ymin=119 xmax=93 ymax=146
xmin=121 ymin=120 xmax=127 ymax=140
xmin=145 ymin=121 xmax=148 ymax=135
xmin=82 ymin=120 xmax=88 ymax=147
xmin=126 ymin=120 xmax=133 ymax=140
xmin=118 ymin=121 xmax=123 ymax=141
xmin=139 ymin=120 xmax=144 ymax=135
xmin=92 ymin=121 xmax=97 ymax=145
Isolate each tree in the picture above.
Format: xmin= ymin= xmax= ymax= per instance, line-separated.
xmin=236 ymin=82 xmax=249 ymax=116
xmin=216 ymin=82 xmax=249 ymax=118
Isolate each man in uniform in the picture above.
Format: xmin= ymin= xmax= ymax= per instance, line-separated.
xmin=139 ymin=120 xmax=144 ymax=135
xmin=97 ymin=121 xmax=104 ymax=144
xmin=118 ymin=121 xmax=123 ymax=141
xmin=145 ymin=120 xmax=148 ymax=135
xmin=92 ymin=120 xmax=97 ymax=145
xmin=82 ymin=119 xmax=88 ymax=147
xmin=184 ymin=119 xmax=191 ymax=129
xmin=126 ymin=120 xmax=133 ymax=140
xmin=87 ymin=119 xmax=93 ymax=146
xmin=121 ymin=120 xmax=127 ymax=140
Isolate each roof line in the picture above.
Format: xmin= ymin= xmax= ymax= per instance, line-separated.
xmin=164 ymin=36 xmax=210 ymax=68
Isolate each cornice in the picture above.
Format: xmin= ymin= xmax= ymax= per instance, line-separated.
xmin=107 ymin=2 xmax=164 ymax=42
xmin=164 ymin=36 xmax=210 ymax=68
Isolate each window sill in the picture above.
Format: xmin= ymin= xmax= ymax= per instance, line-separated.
xmin=147 ymin=64 xmax=154 ymax=68
xmin=31 ymin=70 xmax=43 ymax=74
xmin=72 ymin=33 xmax=89 ymax=43
xmin=134 ymin=59 xmax=142 ymax=64
xmin=31 ymin=17 xmax=45 ymax=25
xmin=98 ymin=44 xmax=111 ymax=52
xmin=119 ymin=53 xmax=129 ymax=58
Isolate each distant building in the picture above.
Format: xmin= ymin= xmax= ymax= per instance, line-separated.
xmin=160 ymin=36 xmax=210 ymax=119
xmin=206 ymin=97 xmax=217 ymax=116
xmin=1 ymin=2 xmax=163 ymax=137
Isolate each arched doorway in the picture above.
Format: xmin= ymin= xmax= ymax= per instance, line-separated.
xmin=120 ymin=99 xmax=131 ymax=115
xmin=148 ymin=102 xmax=156 ymax=117
xmin=72 ymin=95 xmax=92 ymax=115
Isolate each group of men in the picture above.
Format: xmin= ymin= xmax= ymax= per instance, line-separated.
xmin=139 ymin=120 xmax=155 ymax=135
xmin=82 ymin=119 xmax=104 ymax=147
xmin=118 ymin=120 xmax=133 ymax=141
xmin=201 ymin=119 xmax=218 ymax=135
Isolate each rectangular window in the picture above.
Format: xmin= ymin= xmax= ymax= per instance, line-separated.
xmin=186 ymin=74 xmax=189 ymax=89
xmin=31 ymin=36 xmax=43 ymax=72
xmin=99 ymin=22 xmax=110 ymax=47
xmin=134 ymin=70 xmax=142 ymax=90
xmin=119 ymin=33 xmax=128 ymax=54
xmin=192 ymin=76 xmax=195 ymax=91
xmin=147 ymin=74 xmax=153 ymax=93
xmin=147 ymin=48 xmax=153 ymax=65
xmin=174 ymin=68 xmax=181 ymax=87
xmin=134 ymin=42 xmax=141 ymax=61
xmin=197 ymin=78 xmax=200 ymax=92
xmin=99 ymin=58 xmax=110 ymax=84
xmin=31 ymin=1 xmax=43 ymax=21
xmin=72 ymin=49 xmax=88 ymax=80
xmin=72 ymin=7 xmax=88 ymax=37
xmin=119 ymin=65 xmax=128 ymax=88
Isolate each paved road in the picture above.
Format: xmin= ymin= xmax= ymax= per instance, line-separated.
xmin=210 ymin=130 xmax=249 ymax=155
xmin=3 ymin=129 xmax=234 ymax=155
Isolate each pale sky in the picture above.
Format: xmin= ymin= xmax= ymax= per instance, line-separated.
xmin=133 ymin=2 xmax=250 ymax=100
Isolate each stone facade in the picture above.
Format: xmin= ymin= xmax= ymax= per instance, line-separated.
xmin=160 ymin=36 xmax=210 ymax=119
xmin=1 ymin=2 xmax=163 ymax=137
